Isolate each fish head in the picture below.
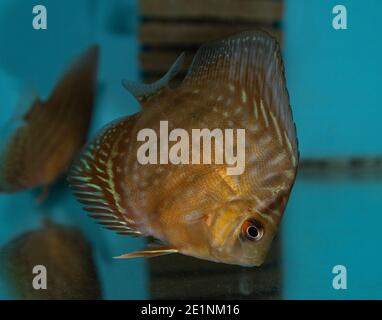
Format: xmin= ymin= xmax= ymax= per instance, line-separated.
xmin=206 ymin=199 xmax=279 ymax=267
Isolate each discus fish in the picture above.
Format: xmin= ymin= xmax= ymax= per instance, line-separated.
xmin=0 ymin=46 xmax=99 ymax=193
xmin=69 ymin=31 xmax=299 ymax=266
xmin=0 ymin=221 xmax=102 ymax=299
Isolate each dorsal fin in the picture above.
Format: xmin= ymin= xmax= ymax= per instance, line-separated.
xmin=23 ymin=98 xmax=44 ymax=122
xmin=122 ymin=52 xmax=185 ymax=102
xmin=68 ymin=114 xmax=142 ymax=236
xmin=182 ymin=30 xmax=298 ymax=162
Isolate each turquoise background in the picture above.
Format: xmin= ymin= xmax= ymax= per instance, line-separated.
xmin=284 ymin=0 xmax=382 ymax=158
xmin=282 ymin=0 xmax=382 ymax=299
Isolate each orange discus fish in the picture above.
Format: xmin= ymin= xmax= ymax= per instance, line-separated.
xmin=69 ymin=31 xmax=299 ymax=266
xmin=0 ymin=46 xmax=99 ymax=193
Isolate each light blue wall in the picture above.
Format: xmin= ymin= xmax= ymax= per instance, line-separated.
xmin=284 ymin=0 xmax=382 ymax=158
xmin=0 ymin=0 xmax=147 ymax=299
xmin=283 ymin=0 xmax=382 ymax=299
xmin=283 ymin=178 xmax=382 ymax=299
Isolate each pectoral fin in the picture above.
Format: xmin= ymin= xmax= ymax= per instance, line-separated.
xmin=113 ymin=246 xmax=178 ymax=259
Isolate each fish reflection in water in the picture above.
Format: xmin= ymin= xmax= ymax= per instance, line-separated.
xmin=0 ymin=221 xmax=102 ymax=300
xmin=69 ymin=30 xmax=299 ymax=267
xmin=0 ymin=46 xmax=99 ymax=197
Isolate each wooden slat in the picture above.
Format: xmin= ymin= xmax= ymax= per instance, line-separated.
xmin=149 ymin=236 xmax=281 ymax=299
xmin=140 ymin=0 xmax=283 ymax=23
xmin=139 ymin=22 xmax=282 ymax=47
xmin=298 ymin=158 xmax=382 ymax=181
xmin=140 ymin=50 xmax=194 ymax=74
xmin=150 ymin=268 xmax=279 ymax=299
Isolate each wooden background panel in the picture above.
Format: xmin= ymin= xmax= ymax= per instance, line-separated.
xmin=139 ymin=0 xmax=284 ymax=80
xmin=139 ymin=1 xmax=285 ymax=298
xmin=139 ymin=24 xmax=282 ymax=76
xmin=140 ymin=22 xmax=282 ymax=47
xmin=140 ymin=50 xmax=194 ymax=74
xmin=140 ymin=0 xmax=283 ymax=23
xmin=149 ymin=236 xmax=282 ymax=299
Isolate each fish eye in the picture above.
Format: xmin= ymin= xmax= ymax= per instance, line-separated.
xmin=242 ymin=219 xmax=263 ymax=241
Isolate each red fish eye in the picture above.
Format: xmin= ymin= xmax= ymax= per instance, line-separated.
xmin=242 ymin=220 xmax=263 ymax=241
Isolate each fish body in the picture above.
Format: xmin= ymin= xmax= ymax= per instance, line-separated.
xmin=69 ymin=31 xmax=298 ymax=266
xmin=0 ymin=46 xmax=99 ymax=193
xmin=0 ymin=222 xmax=102 ymax=299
